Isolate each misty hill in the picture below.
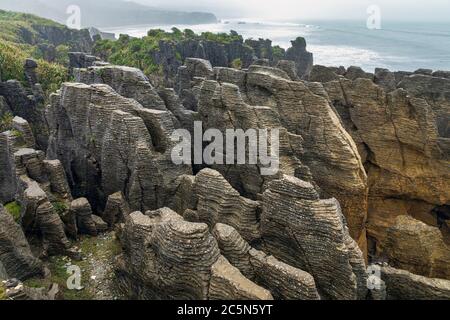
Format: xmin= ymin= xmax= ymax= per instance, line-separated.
xmin=0 ymin=0 xmax=218 ymax=28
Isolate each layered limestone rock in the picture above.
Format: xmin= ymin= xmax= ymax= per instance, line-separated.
xmin=197 ymin=77 xmax=313 ymax=200
xmin=196 ymin=65 xmax=368 ymax=247
xmin=209 ymin=256 xmax=273 ymax=300
xmin=398 ymin=74 xmax=450 ymax=141
xmin=69 ymin=52 xmax=103 ymax=69
xmin=74 ymin=65 xmax=167 ymax=111
xmin=176 ymin=58 xmax=214 ymax=112
xmin=70 ymin=198 xmax=98 ymax=236
xmin=5 ymin=144 xmax=74 ymax=256
xmin=193 ymin=169 xmax=261 ymax=242
xmin=261 ymin=175 xmax=367 ymax=300
xmin=102 ymin=192 xmax=131 ymax=228
xmin=212 ymin=223 xmax=254 ymax=278
xmin=19 ymin=176 xmax=71 ymax=256
xmin=212 ymin=224 xmax=320 ymax=300
xmin=12 ymin=116 xmax=36 ymax=149
xmin=0 ymin=132 xmax=17 ymax=204
xmin=275 ymin=60 xmax=299 ymax=81
xmin=117 ymin=208 xmax=221 ymax=299
xmin=323 ymin=76 xmax=450 ymax=257
xmin=46 ymin=82 xmax=191 ymax=212
xmin=0 ymin=204 xmax=45 ymax=280
xmin=381 ymin=266 xmax=450 ymax=300
xmin=383 ymin=216 xmax=450 ymax=280
xmin=309 ymin=65 xmax=343 ymax=83
xmin=249 ymin=249 xmax=320 ymax=300
xmin=0 ymin=80 xmax=48 ymax=149
xmin=171 ymin=175 xmax=198 ymax=216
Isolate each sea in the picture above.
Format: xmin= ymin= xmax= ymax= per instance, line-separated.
xmin=101 ymin=19 xmax=450 ymax=73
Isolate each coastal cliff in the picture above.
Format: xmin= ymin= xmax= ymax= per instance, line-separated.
xmin=0 ymin=13 xmax=449 ymax=301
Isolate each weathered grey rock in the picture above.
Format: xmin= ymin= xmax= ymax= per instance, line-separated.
xmin=42 ymin=160 xmax=72 ymax=200
xmin=172 ymin=175 xmax=198 ymax=216
xmin=60 ymin=204 xmax=77 ymax=239
xmin=209 ymin=256 xmax=273 ymax=300
xmin=384 ymin=216 xmax=450 ymax=280
xmin=0 ymin=205 xmax=44 ymax=280
xmin=381 ymin=266 xmax=450 ymax=300
xmin=156 ymin=87 xmax=199 ymax=132
xmin=74 ymin=65 xmax=167 ymax=111
xmin=0 ymin=132 xmax=17 ymax=204
xmin=249 ymin=249 xmax=320 ymax=300
xmin=345 ymin=66 xmax=373 ymax=80
xmin=24 ymin=59 xmax=38 ymax=86
xmin=374 ymin=68 xmax=397 ymax=92
xmin=414 ymin=68 xmax=433 ymax=76
xmin=69 ymin=52 xmax=101 ymax=69
xmin=242 ymin=65 xmax=368 ymax=247
xmin=196 ymin=63 xmax=368 ymax=247
xmin=253 ymin=58 xmax=271 ymax=66
xmin=117 ymin=209 xmax=220 ymax=299
xmin=212 ymin=223 xmax=253 ymax=278
xmin=285 ymin=37 xmax=314 ymax=78
xmin=261 ymin=175 xmax=367 ymax=300
xmin=398 ymin=74 xmax=450 ymax=139
xmin=71 ymin=198 xmax=97 ymax=236
xmin=91 ymin=214 xmax=108 ymax=233
xmin=309 ymin=65 xmax=341 ymax=83
xmin=18 ymin=175 xmax=71 ymax=256
xmin=102 ymin=192 xmax=130 ymax=228
xmin=176 ymin=58 xmax=214 ymax=111
xmin=197 ymin=78 xmax=312 ymax=201
xmin=432 ymin=70 xmax=450 ymax=79
xmin=194 ymin=169 xmax=261 ymax=242
xmin=46 ymin=82 xmax=191 ymax=212
xmin=12 ymin=116 xmax=35 ymax=149
xmin=212 ymin=223 xmax=320 ymax=300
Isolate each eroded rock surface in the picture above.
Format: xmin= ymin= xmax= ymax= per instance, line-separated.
xmin=46 ymin=82 xmax=191 ymax=212
xmin=381 ymin=266 xmax=450 ymax=300
xmin=261 ymin=175 xmax=367 ymax=300
xmin=0 ymin=205 xmax=44 ymax=280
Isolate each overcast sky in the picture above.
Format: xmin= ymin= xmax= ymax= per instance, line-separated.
xmin=132 ymin=0 xmax=450 ymax=21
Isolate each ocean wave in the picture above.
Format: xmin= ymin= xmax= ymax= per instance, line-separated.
xmin=309 ymin=45 xmax=390 ymax=71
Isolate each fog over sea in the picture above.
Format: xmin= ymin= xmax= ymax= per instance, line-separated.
xmin=102 ymin=19 xmax=450 ymax=72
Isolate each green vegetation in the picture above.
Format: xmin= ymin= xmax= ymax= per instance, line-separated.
xmin=0 ymin=112 xmax=14 ymax=132
xmin=25 ymin=255 xmax=94 ymax=300
xmin=272 ymin=45 xmax=286 ymax=61
xmin=11 ymin=129 xmax=23 ymax=138
xmin=0 ymin=10 xmax=70 ymax=96
xmin=24 ymin=233 xmax=122 ymax=300
xmin=52 ymin=201 xmax=68 ymax=216
xmin=5 ymin=201 xmax=21 ymax=222
xmin=231 ymin=58 xmax=243 ymax=70
xmin=0 ymin=283 xmax=6 ymax=300
xmin=93 ymin=28 xmax=252 ymax=78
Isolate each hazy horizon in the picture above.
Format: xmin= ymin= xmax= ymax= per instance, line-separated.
xmin=132 ymin=0 xmax=450 ymax=22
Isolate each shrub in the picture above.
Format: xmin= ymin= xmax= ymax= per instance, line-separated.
xmin=36 ymin=61 xmax=68 ymax=96
xmin=231 ymin=58 xmax=243 ymax=69
xmin=52 ymin=201 xmax=68 ymax=216
xmin=0 ymin=41 xmax=26 ymax=83
xmin=5 ymin=201 xmax=22 ymax=222
xmin=0 ymin=112 xmax=14 ymax=132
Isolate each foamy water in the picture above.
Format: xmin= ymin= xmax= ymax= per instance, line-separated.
xmin=102 ymin=19 xmax=450 ymax=72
